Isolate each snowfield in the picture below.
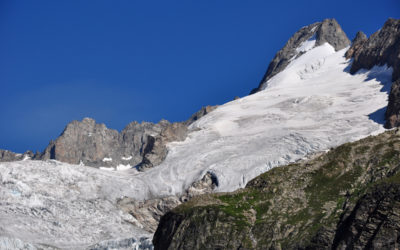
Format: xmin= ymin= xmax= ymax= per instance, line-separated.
xmin=0 ymin=42 xmax=393 ymax=248
xmin=125 ymin=43 xmax=392 ymax=199
xmin=0 ymin=160 xmax=152 ymax=249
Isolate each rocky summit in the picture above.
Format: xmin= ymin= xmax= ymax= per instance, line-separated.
xmin=251 ymin=18 xmax=350 ymax=94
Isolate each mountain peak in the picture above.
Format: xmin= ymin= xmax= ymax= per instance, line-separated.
xmin=251 ymin=18 xmax=350 ymax=93
xmin=345 ymin=31 xmax=367 ymax=59
xmin=315 ymin=18 xmax=350 ymax=50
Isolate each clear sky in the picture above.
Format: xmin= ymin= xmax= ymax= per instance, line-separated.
xmin=1 ymin=0 xmax=399 ymax=153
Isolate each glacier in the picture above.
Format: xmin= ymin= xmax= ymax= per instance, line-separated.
xmin=0 ymin=42 xmax=393 ymax=248
xmin=0 ymin=160 xmax=153 ymax=249
xmin=123 ymin=43 xmax=392 ymax=199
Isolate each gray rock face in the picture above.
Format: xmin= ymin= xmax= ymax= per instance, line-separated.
xmin=251 ymin=18 xmax=350 ymax=93
xmin=315 ymin=18 xmax=351 ymax=50
xmin=346 ymin=18 xmax=400 ymax=128
xmin=0 ymin=149 xmax=33 ymax=162
xmin=332 ymin=183 xmax=400 ymax=249
xmin=36 ymin=118 xmax=188 ymax=169
xmin=349 ymin=18 xmax=400 ymax=80
xmin=387 ymin=79 xmax=400 ymax=128
xmin=136 ymin=122 xmax=188 ymax=171
xmin=35 ymin=105 xmax=218 ymax=169
xmin=345 ymin=31 xmax=367 ymax=59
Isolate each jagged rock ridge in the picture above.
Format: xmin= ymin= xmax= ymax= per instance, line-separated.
xmin=29 ymin=105 xmax=218 ymax=169
xmin=251 ymin=18 xmax=350 ymax=93
xmin=346 ymin=18 xmax=400 ymax=128
xmin=35 ymin=118 xmax=187 ymax=169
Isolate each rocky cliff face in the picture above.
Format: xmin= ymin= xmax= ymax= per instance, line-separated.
xmin=37 ymin=118 xmax=187 ymax=170
xmin=344 ymin=31 xmax=367 ymax=59
xmin=251 ymin=18 xmax=350 ymax=93
xmin=35 ymin=118 xmax=188 ymax=169
xmin=346 ymin=18 xmax=400 ymax=128
xmin=332 ymin=182 xmax=400 ymax=249
xmin=153 ymin=130 xmax=400 ymax=249
xmin=34 ymin=105 xmax=217 ymax=169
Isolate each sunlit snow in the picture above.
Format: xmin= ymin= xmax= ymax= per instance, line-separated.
xmin=0 ymin=42 xmax=393 ymax=248
xmin=296 ymin=35 xmax=316 ymax=53
xmin=102 ymin=157 xmax=112 ymax=162
xmin=0 ymin=160 xmax=152 ymax=249
xmin=124 ymin=43 xmax=391 ymax=199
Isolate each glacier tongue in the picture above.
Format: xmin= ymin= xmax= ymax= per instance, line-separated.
xmin=124 ymin=43 xmax=392 ymax=199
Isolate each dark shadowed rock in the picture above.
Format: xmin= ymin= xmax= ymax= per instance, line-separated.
xmin=346 ymin=18 xmax=400 ymax=128
xmin=349 ymin=18 xmax=400 ymax=80
xmin=345 ymin=31 xmax=367 ymax=59
xmin=386 ymin=79 xmax=400 ymax=128
xmin=251 ymin=18 xmax=350 ymax=93
xmin=332 ymin=183 xmax=400 ymax=249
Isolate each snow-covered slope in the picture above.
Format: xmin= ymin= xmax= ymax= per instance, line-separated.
xmin=124 ymin=43 xmax=392 ymax=199
xmin=0 ymin=42 xmax=393 ymax=249
xmin=0 ymin=160 xmax=152 ymax=249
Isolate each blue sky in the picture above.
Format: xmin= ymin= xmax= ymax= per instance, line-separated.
xmin=1 ymin=0 xmax=399 ymax=153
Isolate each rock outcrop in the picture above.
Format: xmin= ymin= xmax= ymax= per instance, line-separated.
xmin=344 ymin=31 xmax=367 ymax=59
xmin=251 ymin=18 xmax=350 ymax=93
xmin=387 ymin=79 xmax=400 ymax=127
xmin=34 ymin=105 xmax=218 ymax=169
xmin=134 ymin=121 xmax=188 ymax=171
xmin=153 ymin=130 xmax=400 ymax=249
xmin=349 ymin=18 xmax=400 ymax=80
xmin=0 ymin=149 xmax=33 ymax=162
xmin=346 ymin=18 xmax=400 ymax=128
xmin=332 ymin=183 xmax=400 ymax=249
xmin=35 ymin=118 xmax=188 ymax=169
xmin=184 ymin=105 xmax=218 ymax=125
xmin=117 ymin=171 xmax=219 ymax=233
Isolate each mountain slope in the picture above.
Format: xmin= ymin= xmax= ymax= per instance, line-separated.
xmin=0 ymin=160 xmax=153 ymax=249
xmin=251 ymin=18 xmax=350 ymax=93
xmin=153 ymin=130 xmax=400 ymax=249
xmin=122 ymin=40 xmax=391 ymax=201
xmin=0 ymin=18 xmax=397 ymax=249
